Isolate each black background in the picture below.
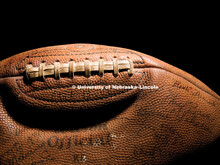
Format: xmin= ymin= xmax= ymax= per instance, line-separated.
xmin=1 ymin=14 xmax=219 ymax=164
xmin=1 ymin=25 xmax=219 ymax=95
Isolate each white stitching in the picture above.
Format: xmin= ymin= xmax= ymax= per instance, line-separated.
xmin=25 ymin=58 xmax=134 ymax=80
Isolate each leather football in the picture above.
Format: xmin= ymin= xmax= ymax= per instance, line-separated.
xmin=0 ymin=44 xmax=219 ymax=165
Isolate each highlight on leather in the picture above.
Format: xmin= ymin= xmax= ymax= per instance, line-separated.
xmin=1 ymin=43 xmax=219 ymax=165
xmin=25 ymin=57 xmax=134 ymax=79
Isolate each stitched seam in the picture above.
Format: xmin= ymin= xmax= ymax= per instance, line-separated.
xmin=26 ymin=58 xmax=134 ymax=79
xmin=1 ymin=67 xmax=218 ymax=100
xmin=15 ymin=72 xmax=144 ymax=103
xmin=15 ymin=45 xmax=95 ymax=70
xmin=16 ymin=51 xmax=145 ymax=70
xmin=16 ymin=47 xmax=69 ymax=70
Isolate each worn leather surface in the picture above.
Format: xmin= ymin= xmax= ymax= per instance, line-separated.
xmin=0 ymin=44 xmax=219 ymax=165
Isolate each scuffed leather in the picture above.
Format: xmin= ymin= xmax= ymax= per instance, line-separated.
xmin=0 ymin=44 xmax=219 ymax=165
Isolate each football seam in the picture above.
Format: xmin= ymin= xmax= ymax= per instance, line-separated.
xmin=14 ymin=72 xmax=145 ymax=103
xmin=16 ymin=51 xmax=145 ymax=71
xmin=0 ymin=56 xmax=220 ymax=100
xmin=0 ymin=67 xmax=219 ymax=101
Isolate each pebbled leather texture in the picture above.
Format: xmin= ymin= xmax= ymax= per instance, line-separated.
xmin=0 ymin=44 xmax=219 ymax=165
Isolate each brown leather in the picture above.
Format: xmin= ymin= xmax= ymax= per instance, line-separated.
xmin=0 ymin=44 xmax=219 ymax=164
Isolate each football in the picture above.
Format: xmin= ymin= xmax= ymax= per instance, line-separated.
xmin=0 ymin=44 xmax=219 ymax=164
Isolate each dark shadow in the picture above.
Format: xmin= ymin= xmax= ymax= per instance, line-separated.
xmin=169 ymin=137 xmax=220 ymax=165
xmin=1 ymin=86 xmax=137 ymax=131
